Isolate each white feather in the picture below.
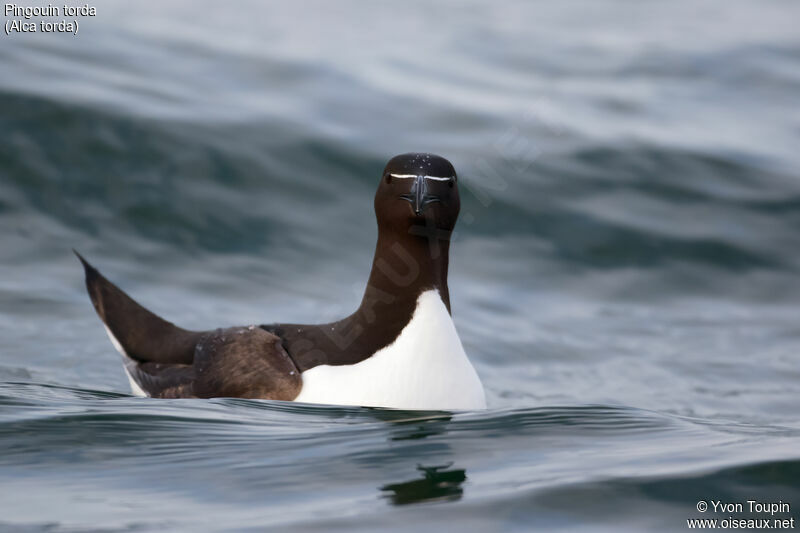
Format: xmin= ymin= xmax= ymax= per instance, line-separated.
xmin=294 ymin=290 xmax=486 ymax=410
xmin=103 ymin=324 xmax=147 ymax=397
xmin=389 ymin=173 xmax=454 ymax=181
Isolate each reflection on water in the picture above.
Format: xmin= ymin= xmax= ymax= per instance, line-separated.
xmin=380 ymin=464 xmax=467 ymax=505
xmin=386 ymin=413 xmax=453 ymax=441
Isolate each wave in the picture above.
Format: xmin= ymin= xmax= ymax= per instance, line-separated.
xmin=0 ymin=381 xmax=787 ymax=450
xmin=2 ymin=380 xmax=798 ymax=528
xmin=3 ymin=89 xmax=799 ymax=275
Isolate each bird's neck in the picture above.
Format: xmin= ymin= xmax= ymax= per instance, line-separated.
xmin=268 ymin=226 xmax=453 ymax=372
xmin=361 ymin=229 xmax=451 ymax=314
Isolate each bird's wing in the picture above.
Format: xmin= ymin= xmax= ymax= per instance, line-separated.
xmin=76 ymin=251 xmax=203 ymax=365
xmin=77 ymin=252 xmax=302 ymax=400
xmin=125 ymin=327 xmax=301 ymax=399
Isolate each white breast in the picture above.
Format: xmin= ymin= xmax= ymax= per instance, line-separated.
xmin=293 ymin=290 xmax=487 ymax=410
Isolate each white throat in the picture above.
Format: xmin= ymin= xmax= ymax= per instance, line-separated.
xmin=293 ymin=290 xmax=486 ymax=410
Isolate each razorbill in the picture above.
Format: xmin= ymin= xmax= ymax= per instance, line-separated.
xmin=77 ymin=153 xmax=486 ymax=410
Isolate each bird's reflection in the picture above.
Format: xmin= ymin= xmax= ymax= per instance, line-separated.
xmin=364 ymin=409 xmax=468 ymax=504
xmin=380 ymin=463 xmax=467 ymax=505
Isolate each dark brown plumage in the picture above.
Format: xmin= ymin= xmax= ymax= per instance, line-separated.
xmin=77 ymin=251 xmax=301 ymax=399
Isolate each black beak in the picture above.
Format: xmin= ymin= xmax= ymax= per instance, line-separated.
xmin=400 ymin=176 xmax=441 ymax=216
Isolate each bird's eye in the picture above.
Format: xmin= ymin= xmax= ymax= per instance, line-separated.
xmin=448 ymin=177 xmax=455 ymax=188
xmin=385 ymin=175 xmax=392 ymax=184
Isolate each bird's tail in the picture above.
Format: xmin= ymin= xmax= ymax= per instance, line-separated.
xmin=74 ymin=250 xmax=202 ymax=365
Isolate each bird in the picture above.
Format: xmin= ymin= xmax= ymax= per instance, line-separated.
xmin=77 ymin=153 xmax=486 ymax=410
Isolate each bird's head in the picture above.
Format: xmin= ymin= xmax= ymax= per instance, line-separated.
xmin=374 ymin=153 xmax=460 ymax=235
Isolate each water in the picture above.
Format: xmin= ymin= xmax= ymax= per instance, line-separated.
xmin=2 ymin=1 xmax=800 ymax=531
